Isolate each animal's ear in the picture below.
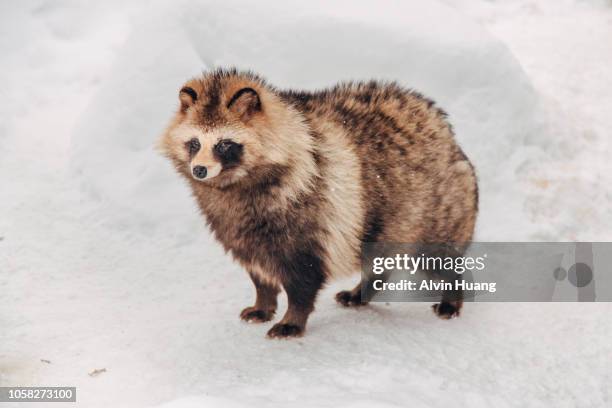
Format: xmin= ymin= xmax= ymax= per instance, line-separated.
xmin=226 ymin=87 xmax=261 ymax=121
xmin=179 ymin=86 xmax=198 ymax=112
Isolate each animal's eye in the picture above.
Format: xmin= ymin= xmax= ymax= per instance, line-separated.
xmin=213 ymin=139 xmax=243 ymax=166
xmin=215 ymin=140 xmax=231 ymax=154
xmin=188 ymin=138 xmax=201 ymax=154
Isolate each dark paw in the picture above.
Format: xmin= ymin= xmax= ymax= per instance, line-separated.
xmin=266 ymin=323 xmax=304 ymax=339
xmin=335 ymin=290 xmax=367 ymax=307
xmin=432 ymin=301 xmax=462 ymax=319
xmin=240 ymin=307 xmax=274 ymax=323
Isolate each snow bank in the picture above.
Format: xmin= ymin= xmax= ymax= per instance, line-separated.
xmin=70 ymin=0 xmax=547 ymax=240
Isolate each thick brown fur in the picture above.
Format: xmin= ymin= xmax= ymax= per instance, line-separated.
xmin=159 ymin=68 xmax=478 ymax=338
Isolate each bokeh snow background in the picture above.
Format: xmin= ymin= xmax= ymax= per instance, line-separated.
xmin=1 ymin=0 xmax=611 ymax=407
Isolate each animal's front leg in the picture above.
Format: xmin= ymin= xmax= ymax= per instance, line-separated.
xmin=240 ymin=271 xmax=280 ymax=323
xmin=267 ymin=253 xmax=325 ymax=339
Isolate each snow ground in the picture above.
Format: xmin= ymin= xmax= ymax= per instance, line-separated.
xmin=1 ymin=0 xmax=611 ymax=407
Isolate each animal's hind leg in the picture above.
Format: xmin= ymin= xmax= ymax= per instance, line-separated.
xmin=335 ymin=273 xmax=387 ymax=307
xmin=428 ymin=244 xmax=466 ymax=319
xmin=432 ymin=289 xmax=463 ymax=319
xmin=335 ymin=280 xmax=367 ymax=307
xmin=336 ymin=245 xmax=399 ymax=307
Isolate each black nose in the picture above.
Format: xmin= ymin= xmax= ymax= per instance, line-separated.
xmin=192 ymin=165 xmax=207 ymax=179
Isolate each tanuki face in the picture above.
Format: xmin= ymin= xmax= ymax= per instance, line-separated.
xmin=159 ymin=75 xmax=278 ymax=188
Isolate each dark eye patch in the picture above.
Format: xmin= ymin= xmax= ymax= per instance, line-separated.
xmin=186 ymin=138 xmax=201 ymax=156
xmin=214 ymin=139 xmax=243 ymax=167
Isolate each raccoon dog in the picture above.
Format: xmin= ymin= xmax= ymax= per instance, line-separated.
xmin=159 ymin=68 xmax=478 ymax=338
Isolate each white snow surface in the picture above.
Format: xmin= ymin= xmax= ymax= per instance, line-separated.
xmin=1 ymin=0 xmax=611 ymax=407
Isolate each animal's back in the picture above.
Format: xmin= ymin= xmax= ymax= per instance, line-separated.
xmin=280 ymin=81 xmax=478 ymax=245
